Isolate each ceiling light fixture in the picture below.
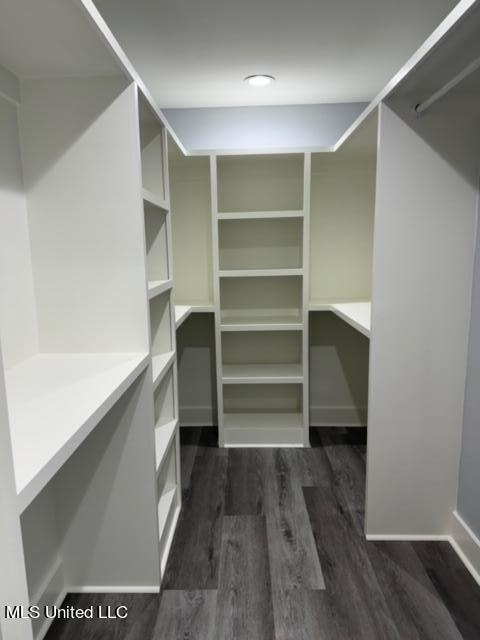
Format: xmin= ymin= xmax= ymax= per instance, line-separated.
xmin=244 ymin=74 xmax=275 ymax=87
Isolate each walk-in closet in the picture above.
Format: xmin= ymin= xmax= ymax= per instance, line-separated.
xmin=1 ymin=0 xmax=480 ymax=638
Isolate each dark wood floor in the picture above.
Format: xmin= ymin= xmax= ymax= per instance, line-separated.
xmin=47 ymin=427 xmax=480 ymax=640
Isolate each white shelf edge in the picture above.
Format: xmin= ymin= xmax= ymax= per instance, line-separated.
xmin=191 ymin=304 xmax=215 ymax=313
xmin=175 ymin=305 xmax=192 ymax=328
xmin=219 ymin=268 xmax=303 ymax=278
xmin=222 ymin=363 xmax=303 ymax=384
xmin=148 ymin=279 xmax=173 ymax=300
xmin=217 ymin=210 xmax=304 ymax=220
xmin=152 ymin=351 xmax=176 ymax=390
xmin=154 ymin=418 xmax=178 ymax=475
xmin=142 ymin=188 xmax=170 ymax=211
xmin=12 ymin=353 xmax=150 ymax=513
xmin=309 ymin=300 xmax=371 ymax=338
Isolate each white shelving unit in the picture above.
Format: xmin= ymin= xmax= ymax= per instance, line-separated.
xmin=309 ymin=301 xmax=371 ymax=338
xmin=211 ymin=154 xmax=310 ymax=446
xmin=138 ymin=91 xmax=182 ymax=577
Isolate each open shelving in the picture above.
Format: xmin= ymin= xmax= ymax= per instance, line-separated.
xmin=212 ymin=154 xmax=311 ymax=446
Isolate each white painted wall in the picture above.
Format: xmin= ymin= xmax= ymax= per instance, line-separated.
xmin=0 ymin=97 xmax=38 ymax=368
xmin=19 ymin=78 xmax=150 ymax=354
xmin=366 ymin=101 xmax=480 ymax=535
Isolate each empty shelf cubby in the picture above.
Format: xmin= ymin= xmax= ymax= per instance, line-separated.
xmin=218 ymin=217 xmax=303 ymax=271
xmin=139 ymin=97 xmax=167 ymax=202
xmin=150 ymin=292 xmax=173 ymax=356
xmin=145 ymin=205 xmax=169 ymax=282
xmin=220 ymin=276 xmax=303 ymax=328
xmin=217 ymin=154 xmax=304 ymax=213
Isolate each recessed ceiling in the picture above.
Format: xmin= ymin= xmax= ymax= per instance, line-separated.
xmin=93 ymin=0 xmax=458 ymax=108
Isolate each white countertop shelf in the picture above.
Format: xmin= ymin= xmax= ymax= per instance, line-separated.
xmin=142 ymin=188 xmax=169 ymax=211
xmin=152 ymin=351 xmax=176 ymax=390
xmin=148 ymin=279 xmax=173 ymax=299
xmin=222 ymin=363 xmax=303 ymax=384
xmin=220 ymin=312 xmax=303 ymax=332
xmin=219 ymin=268 xmax=303 ymax=278
xmin=310 ymin=301 xmax=371 ymax=338
xmin=154 ymin=419 xmax=178 ymax=474
xmin=217 ymin=210 xmax=304 ymax=220
xmin=6 ymin=352 xmax=150 ymax=512
xmin=175 ymin=305 xmax=192 ymax=328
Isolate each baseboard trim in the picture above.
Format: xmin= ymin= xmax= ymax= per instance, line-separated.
xmin=224 ymin=443 xmax=304 ymax=448
xmin=68 ymin=586 xmax=161 ymax=594
xmin=450 ymin=510 xmax=480 ymax=586
xmin=365 ymin=534 xmax=451 ymax=541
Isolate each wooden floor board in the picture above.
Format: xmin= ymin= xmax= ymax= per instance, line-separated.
xmin=225 ymin=449 xmax=265 ymax=516
xmin=152 ymin=590 xmax=217 ymax=640
xmin=215 ymin=516 xmax=275 ymax=640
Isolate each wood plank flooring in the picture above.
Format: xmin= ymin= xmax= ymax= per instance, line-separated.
xmin=46 ymin=427 xmax=480 ymax=640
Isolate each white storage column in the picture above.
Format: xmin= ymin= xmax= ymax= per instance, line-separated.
xmin=211 ymin=153 xmax=311 ymax=446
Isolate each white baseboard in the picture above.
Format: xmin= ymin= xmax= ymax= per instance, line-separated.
xmin=310 ymin=405 xmax=367 ymax=427
xmin=450 ymin=510 xmax=480 ymax=586
xmin=365 ymin=534 xmax=451 ymax=541
xmin=68 ymin=586 xmax=160 ymax=593
xmin=179 ymin=405 xmax=216 ymax=427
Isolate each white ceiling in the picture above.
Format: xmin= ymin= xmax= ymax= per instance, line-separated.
xmin=94 ymin=0 xmax=458 ymax=108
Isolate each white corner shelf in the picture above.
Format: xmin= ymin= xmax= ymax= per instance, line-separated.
xmin=152 ymin=350 xmax=176 ymax=390
xmin=143 ymin=188 xmax=169 ymax=211
xmin=191 ymin=303 xmax=215 ymax=313
xmin=310 ymin=301 xmax=371 ymax=338
xmin=154 ymin=419 xmax=178 ymax=474
xmin=175 ymin=305 xmax=192 ymax=328
xmin=6 ymin=352 xmax=150 ymax=512
xmin=217 ymin=210 xmax=304 ymax=220
xmin=148 ymin=279 xmax=173 ymax=299
xmin=219 ymin=268 xmax=303 ymax=278
xmin=222 ymin=363 xmax=303 ymax=384
xmin=157 ymin=486 xmax=177 ymax=537
xmin=220 ymin=312 xmax=303 ymax=332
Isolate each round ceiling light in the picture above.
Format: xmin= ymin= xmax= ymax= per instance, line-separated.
xmin=244 ymin=74 xmax=275 ymax=87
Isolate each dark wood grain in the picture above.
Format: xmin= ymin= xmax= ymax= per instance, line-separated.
xmin=414 ymin=541 xmax=480 ymax=640
xmin=153 ymin=591 xmax=217 ymax=640
xmin=366 ymin=541 xmax=463 ymax=640
xmin=180 ymin=427 xmax=202 ymax=490
xmin=45 ymin=593 xmax=159 ymax=640
xmin=225 ymin=448 xmax=265 ymax=515
xmin=263 ymin=449 xmax=325 ymax=591
xmin=215 ymin=516 xmax=274 ymax=640
xmin=162 ymin=446 xmax=227 ymax=589
xmin=304 ymin=485 xmax=400 ymax=639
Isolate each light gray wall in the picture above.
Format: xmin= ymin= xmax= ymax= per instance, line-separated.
xmin=163 ymin=103 xmax=366 ymax=153
xmin=457 ymin=191 xmax=480 ymax=537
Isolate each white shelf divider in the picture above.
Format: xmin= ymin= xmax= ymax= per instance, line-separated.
xmin=217 ymin=210 xmax=304 ymax=220
xmin=154 ymin=419 xmax=178 ymax=474
xmin=148 ymin=279 xmax=173 ymax=299
xmin=152 ymin=350 xmax=176 ymax=390
xmin=175 ymin=305 xmax=192 ymax=328
xmin=6 ymin=352 xmax=150 ymax=512
xmin=222 ymin=363 xmax=303 ymax=384
xmin=219 ymin=268 xmax=303 ymax=278
xmin=157 ymin=486 xmax=177 ymax=538
xmin=220 ymin=313 xmax=304 ymax=332
xmin=143 ymin=188 xmax=169 ymax=212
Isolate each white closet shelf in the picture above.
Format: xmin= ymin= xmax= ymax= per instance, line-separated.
xmin=6 ymin=352 xmax=149 ymax=512
xmin=157 ymin=486 xmax=177 ymax=538
xmin=142 ymin=188 xmax=169 ymax=211
xmin=224 ymin=412 xmax=303 ymax=430
xmin=309 ymin=301 xmax=371 ymax=338
xmin=154 ymin=419 xmax=178 ymax=474
xmin=175 ymin=305 xmax=192 ymax=328
xmin=148 ymin=279 xmax=173 ymax=299
xmin=219 ymin=268 xmax=303 ymax=278
xmin=222 ymin=363 xmax=303 ymax=384
xmin=152 ymin=351 xmax=176 ymax=390
xmin=217 ymin=210 xmax=304 ymax=220
xmin=220 ymin=312 xmax=303 ymax=331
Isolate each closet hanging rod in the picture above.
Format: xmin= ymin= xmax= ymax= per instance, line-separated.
xmin=415 ymin=54 xmax=480 ymax=114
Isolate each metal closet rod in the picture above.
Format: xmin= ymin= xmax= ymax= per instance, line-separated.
xmin=415 ymin=54 xmax=480 ymax=114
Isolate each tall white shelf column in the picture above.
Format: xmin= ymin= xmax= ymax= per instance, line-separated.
xmin=211 ymin=153 xmax=310 ymax=446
